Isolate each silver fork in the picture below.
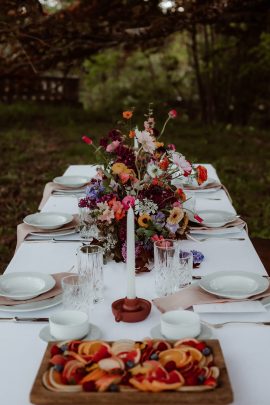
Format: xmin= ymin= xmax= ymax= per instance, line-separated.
xmin=187 ymin=235 xmax=246 ymax=242
xmin=202 ymin=320 xmax=270 ymax=329
xmin=197 ymin=198 xmax=221 ymax=200
xmin=196 ymin=237 xmax=245 ymax=242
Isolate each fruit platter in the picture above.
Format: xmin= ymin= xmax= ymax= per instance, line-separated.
xmin=30 ymin=339 xmax=233 ymax=404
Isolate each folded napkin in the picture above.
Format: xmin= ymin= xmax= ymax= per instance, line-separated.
xmin=15 ymin=215 xmax=79 ymax=251
xmin=184 ymin=183 xmax=232 ymax=203
xmin=0 ymin=272 xmax=70 ymax=306
xmin=39 ymin=182 xmax=86 ymax=210
xmin=153 ymin=283 xmax=270 ymax=313
xmin=188 ymin=217 xmax=248 ymax=233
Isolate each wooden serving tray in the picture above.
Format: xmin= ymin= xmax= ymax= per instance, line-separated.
xmin=30 ymin=339 xmax=233 ymax=405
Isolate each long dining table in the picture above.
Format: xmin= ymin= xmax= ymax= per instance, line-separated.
xmin=1 ymin=163 xmax=270 ymax=405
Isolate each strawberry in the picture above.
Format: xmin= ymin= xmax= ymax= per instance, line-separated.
xmin=164 ymin=361 xmax=176 ymax=372
xmin=92 ymin=346 xmax=111 ymax=363
xmin=185 ymin=375 xmax=198 ymax=386
xmin=195 ymin=342 xmax=207 ymax=351
xmin=204 ymin=377 xmax=217 ymax=387
xmin=50 ymin=344 xmax=62 ymax=356
xmin=83 ymin=380 xmax=97 ymax=392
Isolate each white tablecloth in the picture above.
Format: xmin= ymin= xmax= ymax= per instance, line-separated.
xmin=1 ymin=164 xmax=270 ymax=405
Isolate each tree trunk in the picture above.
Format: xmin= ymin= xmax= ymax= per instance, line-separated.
xmin=190 ymin=24 xmax=208 ymax=123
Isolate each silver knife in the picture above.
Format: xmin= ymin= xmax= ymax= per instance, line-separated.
xmin=0 ymin=317 xmax=49 ymax=322
xmin=25 ymin=239 xmax=85 ymax=243
xmin=193 ymin=275 xmax=270 ymax=280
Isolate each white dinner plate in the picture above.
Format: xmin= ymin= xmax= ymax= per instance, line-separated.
xmin=39 ymin=323 xmax=101 ymax=342
xmin=23 ymin=212 xmax=73 ymax=230
xmin=0 ymin=294 xmax=62 ymax=313
xmin=0 ymin=272 xmax=55 ymax=300
xmin=189 ymin=209 xmax=237 ymax=228
xmin=150 ymin=322 xmax=213 ymax=340
xmin=199 ymin=271 xmax=269 ymax=299
xmin=53 ymin=176 xmax=90 ymax=188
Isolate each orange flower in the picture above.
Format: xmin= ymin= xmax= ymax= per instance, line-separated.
xmin=129 ymin=130 xmax=135 ymax=138
xmin=154 ymin=141 xmax=164 ymax=148
xmin=159 ymin=157 xmax=169 ymax=170
xmin=108 ymin=198 xmax=125 ymax=221
xmin=123 ymin=111 xmax=133 ymax=119
xmin=176 ymin=188 xmax=186 ymax=202
xmin=196 ymin=165 xmax=208 ymax=185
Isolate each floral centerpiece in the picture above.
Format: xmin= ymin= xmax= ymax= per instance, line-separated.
xmin=80 ymin=107 xmax=207 ymax=271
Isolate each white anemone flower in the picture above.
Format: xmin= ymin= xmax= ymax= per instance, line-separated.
xmin=135 ymin=129 xmax=156 ymax=154
xmin=147 ymin=162 xmax=163 ymax=178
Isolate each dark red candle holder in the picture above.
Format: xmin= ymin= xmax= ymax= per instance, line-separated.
xmin=112 ymin=297 xmax=151 ymax=323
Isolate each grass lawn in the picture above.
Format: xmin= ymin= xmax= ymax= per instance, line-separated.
xmin=1 ymin=103 xmax=270 ymax=273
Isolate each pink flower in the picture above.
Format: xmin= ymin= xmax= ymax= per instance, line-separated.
xmin=82 ymin=135 xmax=93 ymax=145
xmin=151 ymin=234 xmax=164 ymax=242
xmin=98 ymin=208 xmax=114 ymax=223
xmin=106 ymin=140 xmax=120 ymax=153
xmin=110 ymin=199 xmax=123 ymax=213
xmin=168 ymin=109 xmax=177 ymax=119
xmin=172 ymin=153 xmax=192 ymax=176
xmin=173 ymin=201 xmax=182 ymax=208
xmin=167 ymin=144 xmax=176 ymax=151
xmin=122 ymin=196 xmax=135 ymax=210
xmin=119 ymin=172 xmax=130 ymax=184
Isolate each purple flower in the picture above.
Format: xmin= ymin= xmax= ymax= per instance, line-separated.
xmin=191 ymin=250 xmax=205 ymax=264
xmin=151 ymin=212 xmax=165 ymax=226
xmin=180 ymin=250 xmax=205 ymax=268
xmin=85 ymin=181 xmax=105 ymax=199
xmin=166 ymin=223 xmax=179 ymax=233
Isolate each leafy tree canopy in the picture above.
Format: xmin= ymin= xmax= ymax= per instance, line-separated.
xmin=0 ymin=0 xmax=269 ymax=75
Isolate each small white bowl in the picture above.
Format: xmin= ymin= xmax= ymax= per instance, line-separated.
xmin=49 ymin=310 xmax=89 ymax=340
xmin=160 ymin=310 xmax=201 ymax=340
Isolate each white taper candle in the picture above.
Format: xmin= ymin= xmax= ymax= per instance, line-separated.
xmin=126 ymin=206 xmax=136 ymax=299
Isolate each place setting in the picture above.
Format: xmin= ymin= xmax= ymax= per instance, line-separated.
xmin=38 ymin=243 xmax=104 ymax=343
xmin=16 ymin=212 xmax=81 ymax=249
xmin=153 ymin=266 xmax=270 ymax=315
xmin=0 ymin=271 xmax=72 ymax=313
xmin=185 ymin=205 xmax=247 ymax=241
xmin=38 ymin=175 xmax=91 ymax=210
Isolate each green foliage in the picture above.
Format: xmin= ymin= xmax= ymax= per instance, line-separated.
xmin=81 ymin=20 xmax=270 ymax=127
xmin=81 ymin=34 xmax=192 ymax=116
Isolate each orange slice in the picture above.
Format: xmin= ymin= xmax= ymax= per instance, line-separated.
xmin=78 ymin=341 xmax=110 ymax=356
xmin=159 ymin=349 xmax=189 ymax=368
xmin=79 ymin=368 xmax=107 ymax=384
xmin=49 ymin=367 xmax=82 ymax=392
xmin=180 ymin=346 xmax=203 ymax=362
